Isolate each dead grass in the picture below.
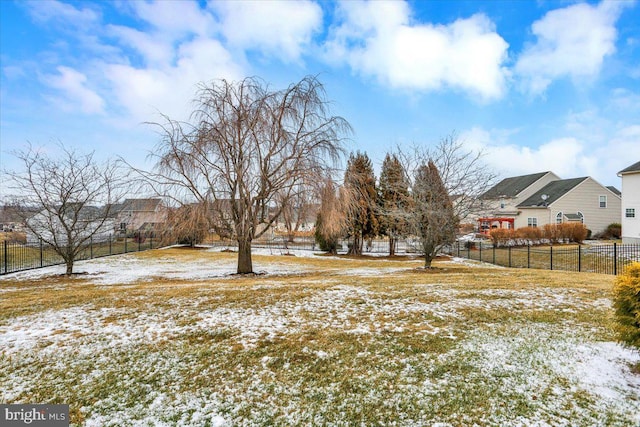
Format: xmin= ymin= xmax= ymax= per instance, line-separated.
xmin=0 ymin=248 xmax=637 ymax=426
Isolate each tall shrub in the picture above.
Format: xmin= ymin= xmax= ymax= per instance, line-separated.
xmin=489 ymin=228 xmax=513 ymax=247
xmin=567 ymin=223 xmax=588 ymax=243
xmin=543 ymin=224 xmax=559 ymax=244
xmin=613 ymin=262 xmax=640 ymax=349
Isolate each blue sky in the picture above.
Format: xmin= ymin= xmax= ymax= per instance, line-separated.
xmin=1 ymin=0 xmax=639 ymax=192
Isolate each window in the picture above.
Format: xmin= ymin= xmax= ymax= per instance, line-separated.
xmin=556 ymin=212 xmax=563 ymax=224
xmin=528 ymin=217 xmax=538 ymax=227
xmin=626 ymin=208 xmax=636 ymax=218
xmin=500 ymin=198 xmax=505 ymax=209
xmin=120 ymin=222 xmax=127 ymax=230
xmin=599 ymin=195 xmax=607 ymax=208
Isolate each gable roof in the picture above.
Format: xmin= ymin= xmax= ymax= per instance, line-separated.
xmin=607 ymin=186 xmax=621 ymax=196
xmin=517 ymin=177 xmax=588 ymax=208
xmin=481 ymin=172 xmax=551 ymax=199
xmin=121 ymin=198 xmax=162 ymax=212
xmin=618 ymin=160 xmax=640 ymax=175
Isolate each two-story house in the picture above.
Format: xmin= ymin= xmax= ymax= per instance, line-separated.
xmin=476 ymin=171 xmax=560 ymax=232
xmin=515 ymin=177 xmax=621 ymax=234
xmin=618 ymin=161 xmax=640 ymax=244
xmin=116 ymin=198 xmax=167 ymax=235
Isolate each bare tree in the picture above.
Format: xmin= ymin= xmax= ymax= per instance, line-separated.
xmin=164 ymin=202 xmax=211 ymax=247
xmin=398 ymin=132 xmax=497 ymax=222
xmin=4 ymin=144 xmax=125 ymax=275
xmin=391 ymin=133 xmax=495 ymax=265
xmin=277 ymin=180 xmax=317 ymax=243
xmin=137 ymin=76 xmax=350 ymax=274
xmin=412 ymin=160 xmax=458 ymax=268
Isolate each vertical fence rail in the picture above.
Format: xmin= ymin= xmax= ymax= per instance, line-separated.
xmin=0 ymin=230 xmax=163 ymax=275
xmin=449 ymin=241 xmax=639 ymax=275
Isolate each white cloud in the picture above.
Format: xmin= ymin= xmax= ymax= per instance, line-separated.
xmin=42 ymin=66 xmax=105 ymax=114
xmin=105 ymin=38 xmax=243 ymax=123
xmin=515 ymin=1 xmax=628 ymax=95
xmin=210 ymin=0 xmax=323 ymax=62
xmin=107 ymin=25 xmax=174 ymax=66
xmin=461 ymin=127 xmax=589 ymax=178
xmin=324 ymin=1 xmax=509 ymax=100
xmin=130 ymin=0 xmax=215 ymax=37
xmin=24 ymin=0 xmax=100 ymax=29
xmin=461 ymin=123 xmax=639 ymax=186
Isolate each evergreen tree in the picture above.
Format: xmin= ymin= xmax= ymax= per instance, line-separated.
xmin=378 ymin=153 xmax=411 ymax=256
xmin=412 ymin=160 xmax=458 ymax=268
xmin=343 ymin=152 xmax=379 ymax=255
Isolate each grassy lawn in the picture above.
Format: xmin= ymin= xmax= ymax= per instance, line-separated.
xmin=1 ymin=248 xmax=639 ymax=426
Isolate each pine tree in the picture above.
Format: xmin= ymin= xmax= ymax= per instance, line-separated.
xmin=412 ymin=160 xmax=458 ymax=268
xmin=378 ymin=153 xmax=411 ymax=256
xmin=343 ymin=152 xmax=379 ymax=255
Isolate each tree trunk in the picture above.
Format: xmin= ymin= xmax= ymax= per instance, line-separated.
xmin=65 ymin=260 xmax=74 ymax=276
xmin=424 ymin=255 xmax=434 ymax=269
xmin=423 ymin=240 xmax=435 ymax=269
xmin=349 ymin=233 xmax=361 ymax=255
xmin=389 ymin=236 xmax=396 ymax=256
xmin=237 ymin=239 xmax=253 ymax=274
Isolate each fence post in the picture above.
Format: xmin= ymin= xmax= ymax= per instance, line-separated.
xmin=467 ymin=243 xmax=471 ymax=259
xmin=4 ymin=240 xmax=8 ymax=274
xmin=550 ymin=246 xmax=553 ymax=271
xmin=138 ymin=234 xmax=141 ymax=252
xmin=493 ymin=245 xmax=496 ymax=265
xmin=90 ymin=236 xmax=93 ymax=259
xmin=614 ymin=243 xmax=617 ymax=275
xmin=109 ymin=235 xmax=112 ymax=255
xmin=508 ymin=246 xmax=511 ymax=268
xmin=40 ymin=239 xmax=43 ymax=268
xmin=150 ymin=234 xmax=153 ymax=250
xmin=124 ymin=232 xmax=127 ymax=253
xmin=576 ymin=246 xmax=581 ymax=271
xmin=479 ymin=241 xmax=482 ymax=262
xmin=527 ymin=244 xmax=530 ymax=269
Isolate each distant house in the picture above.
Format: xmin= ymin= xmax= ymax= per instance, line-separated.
xmin=26 ymin=205 xmax=115 ymax=245
xmin=116 ymin=199 xmax=167 ymax=234
xmin=618 ymin=160 xmax=640 ymax=244
xmin=476 ymin=171 xmax=561 ymax=232
xmin=0 ymin=205 xmax=25 ymax=233
xmin=516 ymin=177 xmax=621 ymax=235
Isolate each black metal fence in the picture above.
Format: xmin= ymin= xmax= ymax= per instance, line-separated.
xmin=446 ymin=241 xmax=640 ymax=275
xmin=6 ymin=232 xmax=636 ymax=277
xmin=1 ymin=234 xmax=158 ymax=275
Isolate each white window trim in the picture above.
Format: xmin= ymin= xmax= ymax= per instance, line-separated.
xmin=556 ymin=212 xmax=563 ymax=224
xmin=599 ymin=195 xmax=607 ymax=208
xmin=527 ymin=217 xmax=538 ymax=227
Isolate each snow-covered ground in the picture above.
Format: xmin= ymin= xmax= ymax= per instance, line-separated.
xmin=1 ymin=249 xmax=639 ymax=426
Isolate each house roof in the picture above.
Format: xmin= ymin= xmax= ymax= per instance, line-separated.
xmin=121 ymin=198 xmax=162 ymax=212
xmin=618 ymin=160 xmax=640 ymax=175
xmin=564 ymin=213 xmax=583 ymax=220
xmin=517 ymin=177 xmax=588 ymax=208
xmin=481 ymin=172 xmax=551 ymax=199
xmin=0 ymin=205 xmax=26 ymax=223
xmin=606 ymin=186 xmax=621 ymax=196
